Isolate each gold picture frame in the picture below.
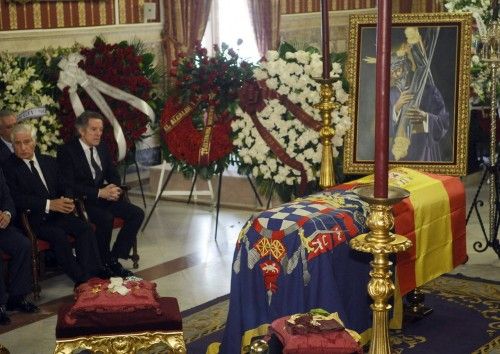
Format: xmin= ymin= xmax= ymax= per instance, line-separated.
xmin=344 ymin=12 xmax=472 ymax=176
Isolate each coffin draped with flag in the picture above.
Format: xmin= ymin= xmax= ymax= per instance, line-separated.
xmin=209 ymin=168 xmax=466 ymax=353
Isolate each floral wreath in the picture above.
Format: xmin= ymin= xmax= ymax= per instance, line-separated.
xmin=0 ymin=53 xmax=62 ymax=156
xmin=58 ymin=37 xmax=154 ymax=162
xmin=444 ymin=0 xmax=498 ymax=104
xmin=162 ymin=98 xmax=234 ymax=167
xmin=161 ymin=42 xmax=254 ymax=179
xmin=233 ymin=44 xmax=350 ymax=201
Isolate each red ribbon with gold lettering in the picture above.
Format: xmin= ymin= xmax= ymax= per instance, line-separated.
xmin=162 ymin=96 xmax=233 ymax=167
xmin=198 ymin=103 xmax=216 ymax=165
xmin=162 ymin=96 xmax=201 ymax=134
xmin=238 ymin=80 xmax=318 ymax=196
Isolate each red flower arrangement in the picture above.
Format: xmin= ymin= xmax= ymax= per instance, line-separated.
xmin=162 ymin=99 xmax=234 ymax=167
xmin=58 ymin=37 xmax=152 ymax=162
xmin=161 ymin=41 xmax=253 ymax=179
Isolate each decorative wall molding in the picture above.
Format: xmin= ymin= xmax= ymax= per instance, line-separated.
xmin=280 ymin=0 xmax=444 ymax=14
xmin=0 ymin=22 xmax=163 ymax=54
xmin=280 ymin=8 xmax=377 ymax=53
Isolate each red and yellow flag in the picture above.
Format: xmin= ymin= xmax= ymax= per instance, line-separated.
xmin=351 ymin=167 xmax=467 ymax=295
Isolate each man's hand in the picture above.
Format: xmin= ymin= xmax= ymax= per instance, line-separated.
xmin=394 ymin=90 xmax=414 ymax=113
xmin=49 ymin=197 xmax=75 ymax=214
xmin=405 ymin=108 xmax=427 ymax=124
xmin=0 ymin=211 xmax=11 ymax=229
xmin=99 ymin=184 xmax=122 ymax=201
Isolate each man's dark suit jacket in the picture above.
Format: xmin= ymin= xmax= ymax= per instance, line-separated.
xmin=0 ymin=140 xmax=12 ymax=165
xmin=4 ymin=153 xmax=71 ymax=226
xmin=0 ymin=169 xmax=16 ymax=220
xmin=0 ymin=165 xmax=32 ymax=304
xmin=57 ymin=138 xmax=121 ymax=202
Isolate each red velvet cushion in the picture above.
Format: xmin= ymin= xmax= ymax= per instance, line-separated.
xmin=65 ymin=278 xmax=161 ymax=325
xmin=113 ymin=218 xmax=124 ymax=229
xmin=269 ymin=316 xmax=363 ymax=354
xmin=91 ymin=218 xmax=122 ymax=231
xmin=37 ymin=239 xmax=51 ymax=252
xmin=56 ymin=297 xmax=182 ymax=338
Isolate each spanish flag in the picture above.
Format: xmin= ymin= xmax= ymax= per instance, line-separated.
xmin=351 ymin=167 xmax=467 ymax=295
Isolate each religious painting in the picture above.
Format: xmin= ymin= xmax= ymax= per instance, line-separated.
xmin=344 ymin=12 xmax=472 ymax=176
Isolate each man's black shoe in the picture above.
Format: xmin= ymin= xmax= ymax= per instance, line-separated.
xmin=0 ymin=306 xmax=10 ymax=325
xmin=108 ymin=261 xmax=134 ymax=278
xmin=97 ymin=266 xmax=114 ymax=279
xmin=6 ymin=298 xmax=39 ymax=313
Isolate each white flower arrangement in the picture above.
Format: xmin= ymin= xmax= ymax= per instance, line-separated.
xmin=444 ymin=0 xmax=491 ymax=19
xmin=0 ymin=53 xmax=62 ymax=156
xmin=232 ymin=48 xmax=350 ymax=195
xmin=444 ymin=0 xmax=496 ymax=104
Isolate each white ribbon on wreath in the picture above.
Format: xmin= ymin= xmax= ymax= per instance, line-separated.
xmin=57 ymin=53 xmax=155 ymax=161
xmin=17 ymin=107 xmax=48 ymax=122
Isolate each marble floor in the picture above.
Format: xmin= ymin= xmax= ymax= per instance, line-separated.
xmin=0 ymin=171 xmax=498 ymax=354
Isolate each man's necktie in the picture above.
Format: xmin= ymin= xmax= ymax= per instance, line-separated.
xmin=90 ymin=147 xmax=104 ymax=185
xmin=29 ymin=160 xmax=48 ymax=192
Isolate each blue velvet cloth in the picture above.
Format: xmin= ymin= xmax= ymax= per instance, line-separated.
xmin=219 ymin=188 xmax=373 ymax=354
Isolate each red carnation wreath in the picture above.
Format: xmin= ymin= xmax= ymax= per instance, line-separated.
xmin=161 ymin=99 xmax=234 ymax=167
xmin=58 ymin=37 xmax=152 ymax=162
xmin=161 ymin=42 xmax=253 ymax=179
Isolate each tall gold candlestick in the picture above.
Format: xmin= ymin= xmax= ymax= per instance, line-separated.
xmin=315 ymin=78 xmax=340 ymax=188
xmin=350 ymin=185 xmax=412 ymax=354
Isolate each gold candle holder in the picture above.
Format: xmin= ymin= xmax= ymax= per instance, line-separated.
xmin=315 ymin=78 xmax=341 ymax=189
xmin=350 ymin=185 xmax=413 ymax=354
xmin=249 ymin=339 xmax=269 ymax=353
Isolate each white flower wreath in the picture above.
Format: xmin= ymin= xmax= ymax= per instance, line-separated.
xmin=444 ymin=0 xmax=496 ymax=104
xmin=0 ymin=53 xmax=62 ymax=156
xmin=232 ymin=48 xmax=350 ymax=191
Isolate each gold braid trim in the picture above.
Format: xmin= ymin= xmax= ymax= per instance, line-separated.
xmin=471 ymin=335 xmax=500 ymax=354
xmin=55 ymin=331 xmax=186 ymax=354
xmin=391 ymin=136 xmax=410 ymax=161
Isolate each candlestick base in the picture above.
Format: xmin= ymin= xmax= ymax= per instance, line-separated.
xmin=314 ymin=77 xmax=341 ymax=189
xmin=350 ymin=184 xmax=412 ymax=354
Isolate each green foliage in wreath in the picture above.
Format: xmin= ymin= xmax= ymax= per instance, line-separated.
xmin=162 ymin=42 xmax=255 ymax=180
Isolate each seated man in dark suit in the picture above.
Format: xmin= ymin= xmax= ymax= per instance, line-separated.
xmin=4 ymin=124 xmax=105 ymax=287
xmin=0 ymin=167 xmax=38 ymax=325
xmin=0 ymin=110 xmax=16 ymax=165
xmin=57 ymin=111 xmax=144 ymax=278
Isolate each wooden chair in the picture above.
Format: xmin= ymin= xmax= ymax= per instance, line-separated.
xmin=20 ymin=209 xmax=81 ymax=300
xmin=20 ymin=210 xmax=46 ymax=300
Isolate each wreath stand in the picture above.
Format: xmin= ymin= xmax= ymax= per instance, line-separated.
xmin=121 ymin=150 xmax=147 ymax=209
xmin=466 ymin=20 xmax=500 ymax=258
xmin=141 ymin=160 xmax=264 ymax=240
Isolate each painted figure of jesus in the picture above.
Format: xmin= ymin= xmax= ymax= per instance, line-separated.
xmin=389 ymin=27 xmax=450 ymax=162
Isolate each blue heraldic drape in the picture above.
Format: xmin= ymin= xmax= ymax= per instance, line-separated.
xmin=218 ymin=189 xmax=374 ymax=353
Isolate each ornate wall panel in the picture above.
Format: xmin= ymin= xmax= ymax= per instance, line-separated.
xmin=0 ymin=0 xmax=159 ymax=31
xmin=280 ymin=0 xmax=444 ymax=14
xmin=281 ymin=8 xmax=376 ymax=53
xmin=0 ymin=0 xmax=445 ymax=33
